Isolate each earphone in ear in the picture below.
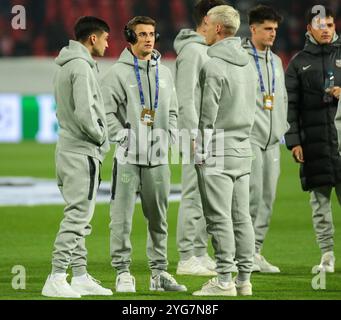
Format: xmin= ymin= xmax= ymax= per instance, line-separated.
xmin=123 ymin=25 xmax=161 ymax=44
xmin=124 ymin=25 xmax=138 ymax=44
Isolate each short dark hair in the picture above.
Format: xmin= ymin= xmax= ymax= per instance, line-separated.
xmin=74 ymin=16 xmax=110 ymax=42
xmin=306 ymin=6 xmax=335 ymax=25
xmin=127 ymin=16 xmax=156 ymax=31
xmin=193 ymin=0 xmax=227 ymax=27
xmin=248 ymin=5 xmax=283 ymax=25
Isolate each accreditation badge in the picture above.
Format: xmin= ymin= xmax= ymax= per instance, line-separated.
xmin=263 ymin=95 xmax=274 ymax=111
xmin=140 ymin=108 xmax=155 ymax=126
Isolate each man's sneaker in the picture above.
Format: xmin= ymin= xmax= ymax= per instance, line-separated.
xmin=196 ymin=254 xmax=217 ymax=271
xmin=252 ymin=263 xmax=261 ymax=272
xmin=115 ymin=272 xmax=136 ymax=293
xmin=254 ymin=254 xmax=280 ymax=273
xmin=317 ymin=251 xmax=335 ymax=273
xmin=177 ymin=256 xmax=216 ymax=276
xmin=234 ymin=277 xmax=252 ymax=296
xmin=193 ymin=277 xmax=237 ymax=296
xmin=150 ymin=271 xmax=187 ymax=292
xmin=42 ymin=273 xmax=81 ymax=298
xmin=71 ymin=274 xmax=113 ymax=296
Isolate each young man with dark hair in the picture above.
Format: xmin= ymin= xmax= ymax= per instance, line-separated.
xmin=242 ymin=5 xmax=288 ymax=273
xmin=174 ymin=0 xmax=227 ymax=277
xmin=286 ymin=6 xmax=341 ymax=273
xmin=101 ymin=16 xmax=186 ymax=293
xmin=42 ymin=16 xmax=112 ymax=298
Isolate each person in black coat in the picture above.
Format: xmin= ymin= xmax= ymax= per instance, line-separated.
xmin=285 ymin=6 xmax=341 ymax=273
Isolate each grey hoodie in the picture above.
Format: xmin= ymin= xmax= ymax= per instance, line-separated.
xmin=196 ymin=37 xmax=257 ymax=159
xmin=101 ymin=48 xmax=178 ymax=166
xmin=174 ymin=29 xmax=209 ymax=136
xmin=242 ymin=38 xmax=289 ymax=150
xmin=54 ymin=40 xmax=109 ymax=162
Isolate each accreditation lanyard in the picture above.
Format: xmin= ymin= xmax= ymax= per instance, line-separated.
xmin=133 ymin=56 xmax=159 ymax=110
xmin=251 ymin=43 xmax=275 ymax=97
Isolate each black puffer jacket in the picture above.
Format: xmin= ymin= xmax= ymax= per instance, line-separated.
xmin=285 ymin=33 xmax=341 ymax=191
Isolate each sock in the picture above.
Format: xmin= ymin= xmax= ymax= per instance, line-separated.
xmin=218 ymin=273 xmax=232 ymax=284
xmin=237 ymin=272 xmax=251 ymax=283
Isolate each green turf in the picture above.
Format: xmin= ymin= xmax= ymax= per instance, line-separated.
xmin=0 ymin=143 xmax=341 ymax=300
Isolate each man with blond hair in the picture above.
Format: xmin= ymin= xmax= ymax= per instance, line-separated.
xmin=193 ymin=5 xmax=257 ymax=296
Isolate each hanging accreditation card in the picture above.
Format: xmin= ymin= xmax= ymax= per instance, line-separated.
xmin=263 ymin=95 xmax=274 ymax=110
xmin=141 ymin=108 xmax=155 ymax=126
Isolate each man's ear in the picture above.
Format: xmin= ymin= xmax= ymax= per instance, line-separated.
xmin=89 ymin=34 xmax=97 ymax=46
xmin=250 ymin=24 xmax=256 ymax=35
xmin=307 ymin=24 xmax=312 ymax=33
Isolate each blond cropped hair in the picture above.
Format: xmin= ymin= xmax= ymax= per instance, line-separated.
xmin=207 ymin=5 xmax=240 ymax=36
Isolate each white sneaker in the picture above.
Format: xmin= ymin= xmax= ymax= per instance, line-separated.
xmin=71 ymin=274 xmax=113 ymax=296
xmin=234 ymin=277 xmax=252 ymax=296
xmin=150 ymin=271 xmax=187 ymax=292
xmin=115 ymin=272 xmax=136 ymax=293
xmin=252 ymin=263 xmax=261 ymax=272
xmin=42 ymin=273 xmax=81 ymax=298
xmin=317 ymin=251 xmax=335 ymax=273
xmin=177 ymin=256 xmax=217 ymax=276
xmin=193 ymin=277 xmax=237 ymax=296
xmin=196 ymin=254 xmax=217 ymax=271
xmin=254 ymin=254 xmax=280 ymax=273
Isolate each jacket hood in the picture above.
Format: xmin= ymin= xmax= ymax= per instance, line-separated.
xmin=55 ymin=40 xmax=96 ymax=68
xmin=208 ymin=37 xmax=250 ymax=66
xmin=117 ymin=48 xmax=161 ymax=69
xmin=241 ymin=38 xmax=272 ymax=60
xmin=304 ymin=32 xmax=341 ymax=54
xmin=173 ymin=29 xmax=206 ymax=55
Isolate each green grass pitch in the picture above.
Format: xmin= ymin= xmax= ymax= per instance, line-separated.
xmin=0 ymin=142 xmax=340 ymax=300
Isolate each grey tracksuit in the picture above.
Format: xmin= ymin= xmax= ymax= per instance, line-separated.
xmin=174 ymin=29 xmax=210 ymax=260
xmin=52 ymin=40 xmax=109 ymax=276
xmin=242 ymin=39 xmax=289 ymax=254
xmin=195 ymin=37 xmax=257 ymax=280
xmin=101 ymin=48 xmax=178 ymax=275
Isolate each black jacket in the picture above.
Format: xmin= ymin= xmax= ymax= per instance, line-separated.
xmin=285 ymin=33 xmax=341 ymax=191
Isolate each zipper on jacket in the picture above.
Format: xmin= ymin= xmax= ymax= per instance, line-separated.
xmin=111 ymin=158 xmax=118 ymax=200
xmin=147 ymin=60 xmax=153 ymax=166
xmin=265 ymin=48 xmax=273 ymax=150
xmin=322 ymin=45 xmax=336 ymax=180
xmin=87 ymin=156 xmax=96 ymax=201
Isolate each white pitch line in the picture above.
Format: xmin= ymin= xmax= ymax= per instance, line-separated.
xmin=0 ymin=177 xmax=182 ymax=207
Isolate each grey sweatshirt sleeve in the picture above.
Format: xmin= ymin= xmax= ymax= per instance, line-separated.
xmin=168 ymin=72 xmax=179 ymax=144
xmin=72 ymin=71 xmax=106 ymax=146
xmin=100 ymin=70 xmax=125 ymax=143
xmin=196 ymin=67 xmax=223 ymax=161
xmin=176 ymin=52 xmax=201 ymax=134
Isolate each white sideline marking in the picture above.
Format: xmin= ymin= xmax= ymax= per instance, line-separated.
xmin=0 ymin=177 xmax=182 ymax=207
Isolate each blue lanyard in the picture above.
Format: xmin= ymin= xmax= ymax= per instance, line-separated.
xmin=251 ymin=43 xmax=275 ymax=96
xmin=133 ymin=56 xmax=159 ymax=110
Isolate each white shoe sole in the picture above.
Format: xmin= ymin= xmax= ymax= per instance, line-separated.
xmin=71 ymin=287 xmax=113 ymax=296
xmin=192 ymin=289 xmax=237 ymax=297
xmin=42 ymin=287 xmax=81 ymax=298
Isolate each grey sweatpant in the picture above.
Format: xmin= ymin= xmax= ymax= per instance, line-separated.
xmin=52 ymin=150 xmax=101 ymax=277
xmin=177 ymin=164 xmax=208 ymax=261
xmin=110 ymin=161 xmax=170 ymax=275
xmin=249 ymin=143 xmax=281 ymax=254
xmin=310 ymin=184 xmax=341 ymax=254
xmin=196 ymin=156 xmax=255 ymax=279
